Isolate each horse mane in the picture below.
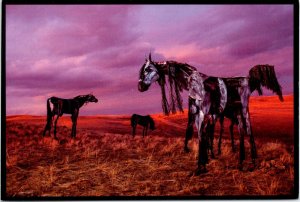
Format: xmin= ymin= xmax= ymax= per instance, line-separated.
xmin=157 ymin=61 xmax=197 ymax=115
xmin=158 ymin=74 xmax=170 ymax=115
xmin=139 ymin=63 xmax=146 ymax=80
xmin=73 ymin=94 xmax=90 ymax=105
xmin=74 ymin=94 xmax=87 ymax=99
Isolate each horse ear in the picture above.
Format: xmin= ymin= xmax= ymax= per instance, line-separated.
xmin=149 ymin=53 xmax=152 ymax=61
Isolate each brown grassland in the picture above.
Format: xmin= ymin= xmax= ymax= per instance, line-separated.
xmin=5 ymin=95 xmax=296 ymax=198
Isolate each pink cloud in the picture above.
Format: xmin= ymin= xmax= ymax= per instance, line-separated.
xmin=6 ymin=5 xmax=294 ymax=115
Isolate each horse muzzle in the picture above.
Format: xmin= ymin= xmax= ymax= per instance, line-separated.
xmin=138 ymin=81 xmax=150 ymax=92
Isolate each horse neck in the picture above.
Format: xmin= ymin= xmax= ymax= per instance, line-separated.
xmin=74 ymin=96 xmax=88 ymax=108
xmin=157 ymin=61 xmax=199 ymax=90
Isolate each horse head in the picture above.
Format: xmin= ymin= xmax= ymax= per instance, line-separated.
xmin=138 ymin=53 xmax=160 ymax=92
xmin=86 ymin=94 xmax=98 ymax=103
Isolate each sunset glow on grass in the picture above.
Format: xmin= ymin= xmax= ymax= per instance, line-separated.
xmin=5 ymin=95 xmax=295 ymax=197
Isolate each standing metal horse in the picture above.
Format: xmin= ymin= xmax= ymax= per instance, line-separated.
xmin=42 ymin=94 xmax=98 ymax=139
xmin=131 ymin=114 xmax=155 ymax=137
xmin=138 ymin=53 xmax=283 ymax=174
xmin=205 ymin=67 xmax=284 ymax=167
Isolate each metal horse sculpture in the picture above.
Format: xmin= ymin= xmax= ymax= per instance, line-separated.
xmin=205 ymin=67 xmax=284 ymax=165
xmin=131 ymin=114 xmax=155 ymax=137
xmin=42 ymin=94 xmax=98 ymax=139
xmin=138 ymin=53 xmax=283 ymax=174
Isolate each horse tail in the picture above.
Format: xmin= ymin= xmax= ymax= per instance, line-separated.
xmin=46 ymin=98 xmax=53 ymax=124
xmin=248 ymin=64 xmax=284 ymax=102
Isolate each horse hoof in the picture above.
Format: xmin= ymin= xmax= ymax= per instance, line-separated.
xmin=184 ymin=147 xmax=190 ymax=153
xmin=249 ymin=160 xmax=256 ymax=172
xmin=59 ymin=139 xmax=68 ymax=145
xmin=188 ymin=171 xmax=194 ymax=177
xmin=248 ymin=164 xmax=255 ymax=172
xmin=194 ymin=167 xmax=208 ymax=176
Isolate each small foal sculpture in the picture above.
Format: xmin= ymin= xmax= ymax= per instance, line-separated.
xmin=131 ymin=114 xmax=155 ymax=137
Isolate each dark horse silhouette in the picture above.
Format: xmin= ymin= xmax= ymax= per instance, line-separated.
xmin=138 ymin=54 xmax=283 ymax=174
xmin=42 ymin=94 xmax=98 ymax=139
xmin=131 ymin=114 xmax=155 ymax=137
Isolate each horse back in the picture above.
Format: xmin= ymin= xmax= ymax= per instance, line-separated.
xmin=49 ymin=97 xmax=76 ymax=115
xmin=131 ymin=114 xmax=148 ymax=127
xmin=223 ymin=77 xmax=247 ymax=102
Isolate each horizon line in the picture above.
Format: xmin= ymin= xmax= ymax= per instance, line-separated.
xmin=5 ymin=94 xmax=294 ymax=117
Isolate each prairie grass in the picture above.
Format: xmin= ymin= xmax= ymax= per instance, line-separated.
xmin=5 ymin=119 xmax=294 ymax=197
xmin=5 ymin=95 xmax=295 ymax=197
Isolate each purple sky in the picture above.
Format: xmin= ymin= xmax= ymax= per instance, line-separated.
xmin=6 ymin=5 xmax=294 ymax=115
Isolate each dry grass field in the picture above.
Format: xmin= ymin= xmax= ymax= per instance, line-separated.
xmin=4 ymin=95 xmax=296 ymax=198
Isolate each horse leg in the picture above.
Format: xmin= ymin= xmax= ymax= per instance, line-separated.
xmin=184 ymin=98 xmax=196 ymax=153
xmin=194 ymin=109 xmax=209 ymax=175
xmin=242 ymin=107 xmax=257 ymax=167
xmin=71 ymin=115 xmax=74 ymax=138
xmin=204 ymin=115 xmax=214 ymax=158
xmin=53 ymin=115 xmax=59 ymax=140
xmin=43 ymin=114 xmax=52 ymax=137
xmin=184 ymin=116 xmax=194 ymax=153
xmin=132 ymin=125 xmax=136 ymax=137
xmin=133 ymin=125 xmax=136 ymax=137
xmin=218 ymin=116 xmax=224 ymax=155
xmin=237 ymin=113 xmax=245 ymax=170
xmin=230 ymin=120 xmax=236 ymax=152
xmin=208 ymin=116 xmax=216 ymax=159
xmin=72 ymin=119 xmax=77 ymax=138
xmin=196 ymin=122 xmax=210 ymax=175
xmin=71 ymin=110 xmax=78 ymax=138
xmin=43 ymin=125 xmax=48 ymax=137
xmin=145 ymin=125 xmax=148 ymax=137
xmin=250 ymin=131 xmax=257 ymax=161
xmin=240 ymin=88 xmax=257 ymax=167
